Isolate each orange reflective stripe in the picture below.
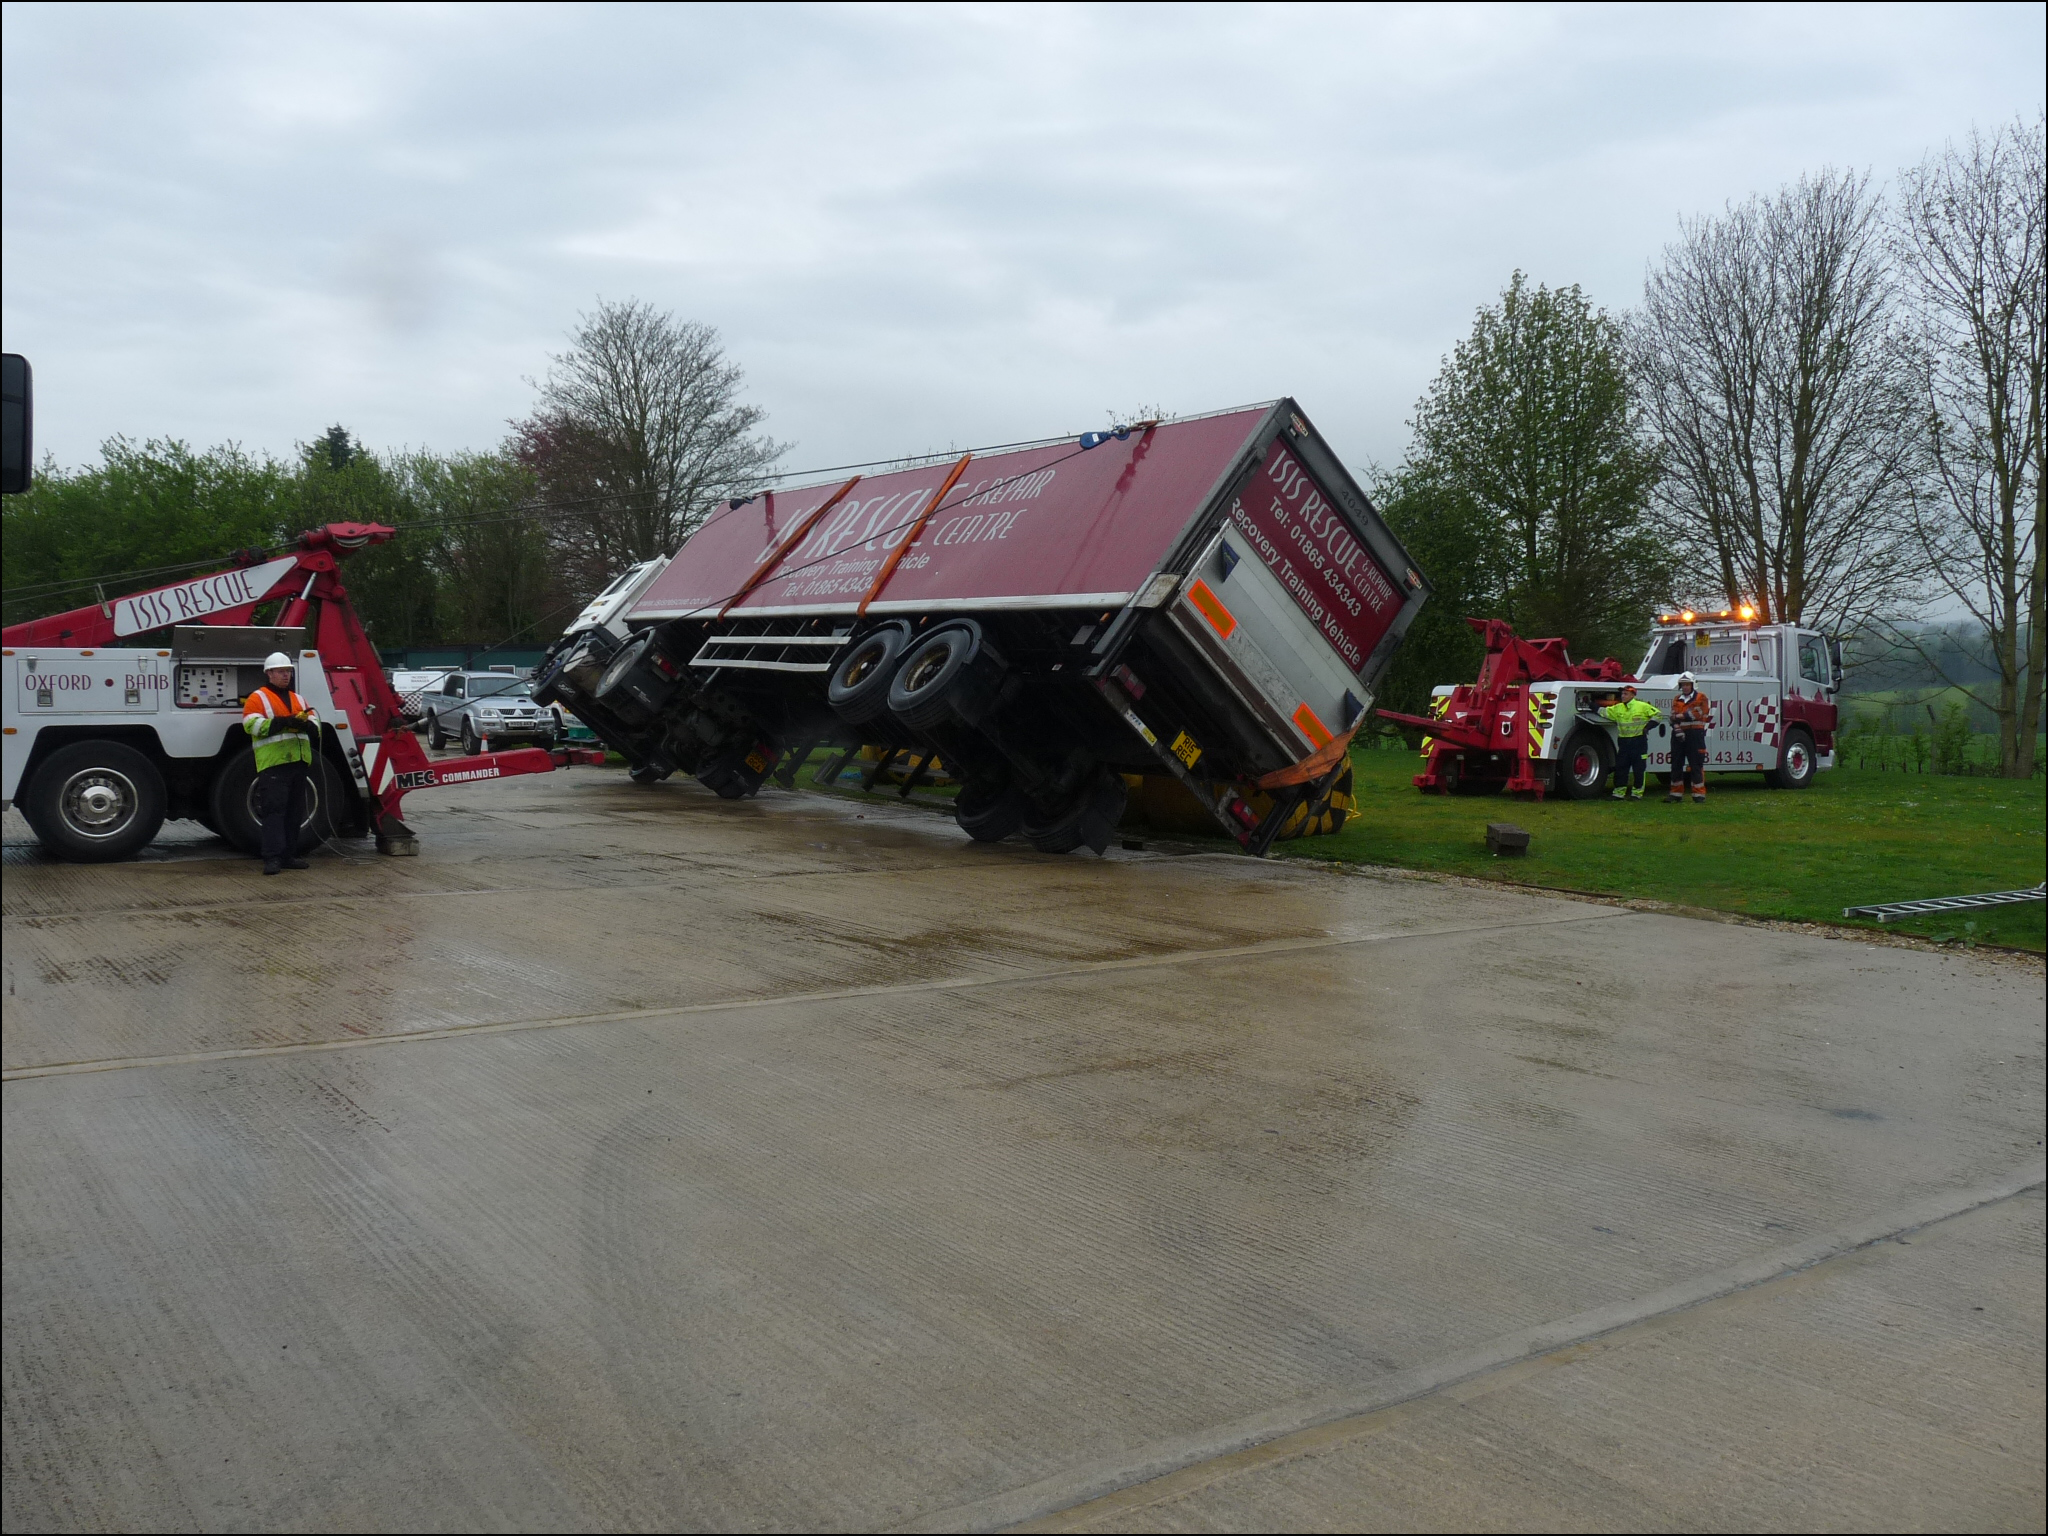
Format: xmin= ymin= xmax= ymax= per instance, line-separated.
xmin=1292 ymin=702 xmax=1334 ymax=748
xmin=1185 ymin=579 xmax=1236 ymax=638
xmin=858 ymin=454 xmax=973 ymax=617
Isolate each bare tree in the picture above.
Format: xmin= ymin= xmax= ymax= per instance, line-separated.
xmin=1892 ymin=115 xmax=2046 ymax=780
xmin=1632 ymin=170 xmax=1918 ymax=633
xmin=518 ymin=300 xmax=784 ymax=592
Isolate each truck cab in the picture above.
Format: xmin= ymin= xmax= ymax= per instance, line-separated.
xmin=1633 ymin=612 xmax=1840 ymax=782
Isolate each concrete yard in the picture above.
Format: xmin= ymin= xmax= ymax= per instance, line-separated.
xmin=3 ymin=765 xmax=2042 ymax=1533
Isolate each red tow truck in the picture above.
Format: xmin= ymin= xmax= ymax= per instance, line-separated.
xmin=2 ymin=522 xmax=604 ymax=862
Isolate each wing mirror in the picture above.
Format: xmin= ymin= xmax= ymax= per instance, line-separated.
xmin=1 ymin=353 xmax=31 ymax=496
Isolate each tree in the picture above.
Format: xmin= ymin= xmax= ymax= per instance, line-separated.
xmin=292 ymin=429 xmax=435 ymax=647
xmin=1892 ymin=115 xmax=2045 ymax=780
xmin=518 ymin=300 xmax=784 ymax=595
xmin=1403 ymin=272 xmax=1668 ymax=664
xmin=1633 ymin=169 xmax=1917 ymax=633
xmin=0 ymin=438 xmax=296 ymax=630
xmin=1367 ymin=460 xmax=1501 ymax=723
xmin=406 ymin=450 xmax=567 ymax=650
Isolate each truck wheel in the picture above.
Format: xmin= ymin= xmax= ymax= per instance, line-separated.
xmin=20 ymin=741 xmax=167 ymax=862
xmin=427 ymin=712 xmax=447 ymax=749
xmin=955 ymin=778 xmax=1028 ymax=842
xmin=1022 ymin=771 xmax=1127 ymax=856
xmin=1553 ymin=731 xmax=1611 ymax=800
xmin=887 ymin=625 xmax=982 ymax=732
xmin=208 ymin=751 xmax=345 ymax=856
xmin=1766 ymin=728 xmax=1817 ymax=789
xmin=461 ymin=719 xmax=481 ymax=756
xmin=827 ymin=624 xmax=913 ymax=726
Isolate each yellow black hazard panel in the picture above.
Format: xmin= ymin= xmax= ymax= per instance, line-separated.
xmin=1275 ymin=760 xmax=1355 ymax=840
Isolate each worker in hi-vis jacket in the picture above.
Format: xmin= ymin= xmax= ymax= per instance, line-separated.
xmin=242 ymin=651 xmax=321 ymax=874
xmin=1667 ymin=672 xmax=1711 ymax=802
xmin=1600 ymin=685 xmax=1662 ymax=799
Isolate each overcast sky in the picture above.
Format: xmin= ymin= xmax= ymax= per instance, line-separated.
xmin=3 ymin=2 xmax=2042 ymax=479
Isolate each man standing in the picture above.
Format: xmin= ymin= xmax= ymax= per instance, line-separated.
xmin=1667 ymin=671 xmax=1711 ymax=803
xmin=1600 ymin=685 xmax=1661 ymax=799
xmin=243 ymin=651 xmax=321 ymax=874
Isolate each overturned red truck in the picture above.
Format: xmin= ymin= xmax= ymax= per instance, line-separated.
xmin=537 ymin=401 xmax=1432 ymax=855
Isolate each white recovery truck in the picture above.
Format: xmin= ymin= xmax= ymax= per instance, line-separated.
xmin=1381 ymin=610 xmax=1842 ymax=799
xmin=1 ymin=524 xmax=608 ymax=862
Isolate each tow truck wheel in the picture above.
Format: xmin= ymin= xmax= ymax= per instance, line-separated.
xmin=208 ymin=750 xmax=345 ymax=857
xmin=21 ymin=741 xmax=167 ymax=863
xmin=1767 ymin=728 xmax=1817 ymax=789
xmin=1022 ymin=770 xmax=1127 ymax=856
xmin=955 ymin=778 xmax=1028 ymax=842
xmin=1553 ymin=730 xmax=1612 ymax=801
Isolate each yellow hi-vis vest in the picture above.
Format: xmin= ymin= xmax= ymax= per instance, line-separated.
xmin=243 ymin=686 xmax=318 ymax=771
xmin=1600 ymin=698 xmax=1662 ymax=739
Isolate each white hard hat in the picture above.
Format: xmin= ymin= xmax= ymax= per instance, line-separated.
xmin=263 ymin=652 xmax=294 ymax=670
xmin=1678 ymin=671 xmax=1696 ymax=685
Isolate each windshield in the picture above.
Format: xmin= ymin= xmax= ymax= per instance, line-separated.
xmin=468 ymin=676 xmax=534 ymax=700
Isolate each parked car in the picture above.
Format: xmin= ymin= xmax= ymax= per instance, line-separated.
xmin=423 ymin=671 xmax=564 ymax=752
xmin=388 ymin=668 xmax=456 ymax=723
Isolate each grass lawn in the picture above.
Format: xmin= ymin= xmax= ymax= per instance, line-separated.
xmin=1290 ymin=750 xmax=2046 ymax=952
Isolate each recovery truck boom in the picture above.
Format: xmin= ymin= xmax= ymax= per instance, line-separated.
xmin=3 ymin=521 xmax=603 ymax=861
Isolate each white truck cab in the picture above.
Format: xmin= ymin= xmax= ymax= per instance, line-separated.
xmin=1574 ymin=613 xmax=1839 ymax=794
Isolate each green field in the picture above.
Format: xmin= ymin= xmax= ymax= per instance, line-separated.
xmin=1282 ymin=748 xmax=2046 ymax=951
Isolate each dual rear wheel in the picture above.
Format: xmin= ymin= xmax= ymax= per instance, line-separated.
xmin=826 ymin=624 xmax=1123 ymax=854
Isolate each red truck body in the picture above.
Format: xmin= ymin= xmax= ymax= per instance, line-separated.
xmin=543 ymin=400 xmax=1431 ymax=855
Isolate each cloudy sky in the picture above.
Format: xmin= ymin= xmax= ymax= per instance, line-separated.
xmin=3 ymin=2 xmax=2042 ymax=479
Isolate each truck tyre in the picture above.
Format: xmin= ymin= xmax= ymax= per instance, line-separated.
xmin=1766 ymin=728 xmax=1817 ymax=789
xmin=887 ymin=624 xmax=985 ymax=732
xmin=955 ymin=778 xmax=1028 ymax=842
xmin=21 ymin=741 xmax=167 ymax=863
xmin=1022 ymin=770 xmax=1127 ymax=856
xmin=461 ymin=719 xmax=482 ymax=756
xmin=208 ymin=750 xmax=345 ymax=857
xmin=427 ymin=712 xmax=447 ymax=749
xmin=827 ymin=624 xmax=913 ymax=726
xmin=1553 ymin=730 xmax=1611 ymax=801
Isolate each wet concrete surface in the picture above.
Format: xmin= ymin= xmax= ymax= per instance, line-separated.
xmin=3 ymin=767 xmax=2043 ymax=1532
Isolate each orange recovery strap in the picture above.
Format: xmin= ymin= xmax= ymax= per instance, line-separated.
xmin=1255 ymin=721 xmax=1360 ymax=790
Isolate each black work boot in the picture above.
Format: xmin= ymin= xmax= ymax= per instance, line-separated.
xmin=262 ymin=861 xmax=282 ymax=876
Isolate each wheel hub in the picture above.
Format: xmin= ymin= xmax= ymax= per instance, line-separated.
xmin=63 ymin=771 xmax=134 ymax=835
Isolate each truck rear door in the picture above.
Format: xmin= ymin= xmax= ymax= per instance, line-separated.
xmin=1162 ymin=419 xmax=1423 ymax=761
